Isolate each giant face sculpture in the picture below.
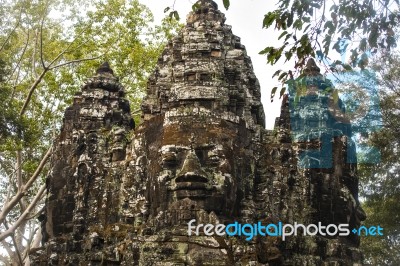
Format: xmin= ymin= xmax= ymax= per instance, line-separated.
xmin=136 ymin=117 xmax=255 ymax=222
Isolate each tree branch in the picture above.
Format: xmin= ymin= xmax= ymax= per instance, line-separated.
xmin=0 ymin=145 xmax=52 ymax=225
xmin=48 ymin=56 xmax=101 ymax=70
xmin=16 ymin=150 xmax=23 ymax=192
xmin=7 ymin=30 xmax=30 ymax=86
xmin=0 ymin=254 xmax=10 ymax=265
xmin=40 ymin=17 xmax=46 ymax=69
xmin=0 ymin=12 xmax=21 ymax=53
xmin=1 ymin=239 xmax=14 ymax=260
xmin=0 ymin=184 xmax=46 ymax=242
xmin=10 ymin=233 xmax=23 ymax=265
xmin=23 ymin=226 xmax=40 ymax=263
xmin=2 ymin=220 xmax=22 ymax=265
xmin=46 ymin=29 xmax=87 ymax=69
xmin=19 ymin=68 xmax=48 ymax=117
xmin=20 ymin=54 xmax=99 ymax=117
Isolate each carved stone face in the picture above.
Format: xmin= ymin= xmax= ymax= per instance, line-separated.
xmin=161 ymin=142 xmax=236 ymax=210
xmin=141 ymin=118 xmax=254 ymax=219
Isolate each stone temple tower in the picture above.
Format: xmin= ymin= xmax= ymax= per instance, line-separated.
xmin=31 ymin=1 xmax=365 ymax=265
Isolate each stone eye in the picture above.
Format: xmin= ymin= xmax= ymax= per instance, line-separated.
xmin=162 ymin=153 xmax=177 ymax=167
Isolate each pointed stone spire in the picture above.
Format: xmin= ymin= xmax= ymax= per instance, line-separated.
xmin=32 ymin=62 xmax=135 ymax=263
xmin=304 ymin=58 xmax=321 ymax=76
xmin=187 ymin=0 xmax=226 ymax=25
xmin=96 ymin=61 xmax=114 ymax=75
xmin=83 ymin=62 xmax=122 ymax=92
xmin=142 ymin=0 xmax=265 ymax=128
xmin=197 ymin=0 xmax=218 ymax=9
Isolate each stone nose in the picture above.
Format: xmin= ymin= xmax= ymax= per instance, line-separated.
xmin=175 ymin=150 xmax=208 ymax=183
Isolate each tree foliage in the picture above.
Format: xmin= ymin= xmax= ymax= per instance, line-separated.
xmin=0 ymin=0 xmax=179 ymax=264
xmin=358 ymin=51 xmax=400 ymax=265
xmin=264 ymin=0 xmax=398 ymax=97
xmin=202 ymin=0 xmax=399 ymax=100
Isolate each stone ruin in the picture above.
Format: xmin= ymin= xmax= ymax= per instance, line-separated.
xmin=31 ymin=0 xmax=366 ymax=265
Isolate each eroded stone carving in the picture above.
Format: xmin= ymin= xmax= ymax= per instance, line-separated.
xmin=31 ymin=1 xmax=365 ymax=265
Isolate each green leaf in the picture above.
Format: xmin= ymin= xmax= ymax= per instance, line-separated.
xmin=343 ymin=64 xmax=352 ymax=71
xmin=259 ymin=46 xmax=273 ymax=55
xmin=324 ymin=21 xmax=335 ymax=34
xmin=278 ymin=31 xmax=288 ymax=40
xmin=332 ymin=90 xmax=339 ymax=104
xmin=169 ymin=11 xmax=180 ymax=21
xmin=284 ymin=33 xmax=292 ymax=42
xmin=285 ymin=51 xmax=292 ymax=61
xmin=316 ymin=50 xmax=324 ymax=60
xmin=387 ymin=36 xmax=396 ymax=48
xmin=287 ymin=12 xmax=293 ymax=27
xmin=299 ymin=34 xmax=309 ymax=45
xmin=279 ymin=87 xmax=286 ymax=98
xmin=271 ymin=86 xmax=278 ymax=101
xmin=368 ymin=25 xmax=379 ymax=48
xmin=323 ymin=35 xmax=332 ymax=54
xmin=223 ymin=0 xmax=230 ymax=10
xmin=303 ymin=24 xmax=311 ymax=32
xmin=332 ymin=41 xmax=341 ymax=53
xmin=272 ymin=70 xmax=281 ymax=78
xmin=164 ymin=7 xmax=170 ymax=13
xmin=192 ymin=3 xmax=200 ymax=11
xmin=278 ymin=72 xmax=287 ymax=81
xmin=263 ymin=12 xmax=276 ymax=28
xmin=293 ymin=19 xmax=303 ymax=30
xmin=359 ymin=38 xmax=367 ymax=51
xmin=271 ymin=47 xmax=284 ymax=63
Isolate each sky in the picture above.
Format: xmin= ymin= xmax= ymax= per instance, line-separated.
xmin=142 ymin=0 xmax=285 ymax=129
